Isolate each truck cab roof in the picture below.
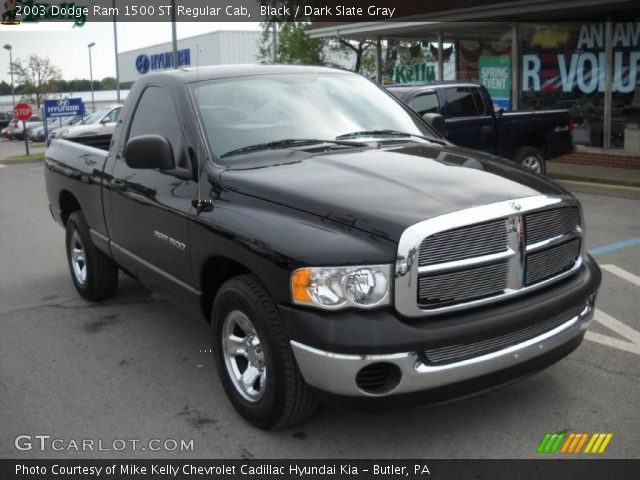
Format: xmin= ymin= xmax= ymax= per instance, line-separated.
xmin=145 ymin=64 xmax=353 ymax=84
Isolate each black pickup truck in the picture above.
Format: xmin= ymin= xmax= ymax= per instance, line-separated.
xmin=45 ymin=65 xmax=600 ymax=429
xmin=387 ymin=82 xmax=574 ymax=174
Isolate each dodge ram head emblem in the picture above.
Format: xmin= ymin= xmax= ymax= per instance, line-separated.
xmin=510 ymin=201 xmax=522 ymax=211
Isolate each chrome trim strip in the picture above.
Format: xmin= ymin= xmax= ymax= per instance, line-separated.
xmin=526 ymin=231 xmax=581 ymax=253
xmin=395 ymin=194 xmax=582 ymax=318
xmin=290 ymin=300 xmax=594 ymax=397
xmin=417 ymin=248 xmax=515 ymax=274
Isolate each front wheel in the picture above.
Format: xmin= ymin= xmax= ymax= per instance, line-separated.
xmin=211 ymin=274 xmax=317 ymax=429
xmin=515 ymin=146 xmax=546 ymax=175
xmin=65 ymin=211 xmax=119 ymax=301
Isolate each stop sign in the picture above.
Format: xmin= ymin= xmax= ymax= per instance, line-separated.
xmin=14 ymin=103 xmax=33 ymax=122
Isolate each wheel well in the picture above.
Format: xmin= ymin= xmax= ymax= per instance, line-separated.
xmin=200 ymin=257 xmax=251 ymax=321
xmin=59 ymin=190 xmax=81 ymax=225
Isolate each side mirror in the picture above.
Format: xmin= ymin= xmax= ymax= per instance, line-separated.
xmin=422 ymin=113 xmax=447 ymax=138
xmin=125 ymin=135 xmax=175 ymax=170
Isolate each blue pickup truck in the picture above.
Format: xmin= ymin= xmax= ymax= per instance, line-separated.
xmin=387 ymin=82 xmax=574 ymax=174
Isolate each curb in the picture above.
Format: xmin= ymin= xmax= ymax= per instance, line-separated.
xmin=0 ymin=157 xmax=44 ymax=165
xmin=553 ymin=179 xmax=640 ymax=200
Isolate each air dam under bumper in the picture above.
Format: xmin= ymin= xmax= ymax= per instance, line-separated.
xmin=291 ymin=299 xmax=594 ymax=397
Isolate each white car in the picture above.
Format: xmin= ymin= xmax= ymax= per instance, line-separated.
xmin=55 ymin=105 xmax=122 ymax=140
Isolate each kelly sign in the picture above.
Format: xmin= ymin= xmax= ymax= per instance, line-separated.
xmin=44 ymin=98 xmax=84 ymax=118
xmin=394 ymin=63 xmax=436 ymax=83
xmin=479 ymin=56 xmax=511 ymax=110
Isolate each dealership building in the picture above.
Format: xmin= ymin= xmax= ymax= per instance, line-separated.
xmin=117 ymin=30 xmax=261 ymax=83
xmin=311 ymin=0 xmax=639 ymax=168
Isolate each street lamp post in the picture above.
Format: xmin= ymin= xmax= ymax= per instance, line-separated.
xmin=88 ymin=42 xmax=96 ymax=112
xmin=3 ymin=44 xmax=16 ymax=111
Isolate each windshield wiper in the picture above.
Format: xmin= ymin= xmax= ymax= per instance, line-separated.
xmin=336 ymin=130 xmax=446 ymax=145
xmin=220 ymin=138 xmax=367 ymax=158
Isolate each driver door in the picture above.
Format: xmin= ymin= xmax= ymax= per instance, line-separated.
xmin=104 ymin=86 xmax=197 ymax=305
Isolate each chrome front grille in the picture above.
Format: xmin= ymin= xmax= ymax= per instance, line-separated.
xmin=423 ymin=304 xmax=585 ymax=365
xmin=418 ymin=261 xmax=508 ymax=308
xmin=525 ymin=207 xmax=580 ymax=245
xmin=525 ymin=238 xmax=581 ymax=285
xmin=395 ymin=196 xmax=584 ymax=318
xmin=418 ymin=219 xmax=508 ymax=266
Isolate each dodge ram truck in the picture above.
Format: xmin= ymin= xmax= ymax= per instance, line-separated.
xmin=44 ymin=65 xmax=601 ymax=429
xmin=387 ymin=82 xmax=574 ymax=174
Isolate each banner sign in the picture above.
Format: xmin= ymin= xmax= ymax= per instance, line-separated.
xmin=44 ymin=98 xmax=84 ymax=118
xmin=479 ymin=56 xmax=511 ymax=110
xmin=522 ymin=22 xmax=640 ymax=94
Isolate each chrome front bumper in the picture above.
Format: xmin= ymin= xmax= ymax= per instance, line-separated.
xmin=290 ymin=301 xmax=594 ymax=397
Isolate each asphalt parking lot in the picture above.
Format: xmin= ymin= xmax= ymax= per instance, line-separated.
xmin=1 ymin=160 xmax=639 ymax=459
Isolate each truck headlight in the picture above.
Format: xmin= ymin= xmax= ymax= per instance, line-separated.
xmin=291 ymin=265 xmax=391 ymax=310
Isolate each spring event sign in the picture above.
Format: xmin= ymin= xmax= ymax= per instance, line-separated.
xmin=479 ymin=56 xmax=511 ymax=110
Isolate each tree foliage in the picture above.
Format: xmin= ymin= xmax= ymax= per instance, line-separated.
xmin=10 ymin=55 xmax=62 ymax=108
xmin=258 ymin=21 xmax=377 ymax=77
xmin=258 ymin=21 xmax=326 ymax=66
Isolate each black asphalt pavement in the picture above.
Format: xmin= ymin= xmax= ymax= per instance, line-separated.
xmin=1 ymin=161 xmax=639 ymax=459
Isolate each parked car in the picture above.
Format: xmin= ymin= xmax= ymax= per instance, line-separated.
xmin=5 ymin=115 xmax=44 ymax=140
xmin=0 ymin=111 xmax=13 ymax=130
xmin=45 ymin=115 xmax=85 ymax=146
xmin=54 ymin=105 xmax=121 ymax=140
xmin=28 ymin=118 xmax=63 ymax=142
xmin=45 ymin=65 xmax=600 ymax=429
xmin=386 ymin=82 xmax=574 ymax=174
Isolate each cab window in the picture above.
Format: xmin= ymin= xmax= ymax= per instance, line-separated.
xmin=443 ymin=87 xmax=479 ymax=118
xmin=409 ymin=92 xmax=440 ymax=116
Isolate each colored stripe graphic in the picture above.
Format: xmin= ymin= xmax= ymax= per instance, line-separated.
xmin=560 ymin=433 xmax=589 ymax=453
xmin=539 ymin=433 xmax=613 ymax=454
xmin=537 ymin=433 xmax=565 ymax=453
xmin=585 ymin=433 xmax=614 ymax=454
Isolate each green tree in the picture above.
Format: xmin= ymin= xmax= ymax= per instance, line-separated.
xmin=100 ymin=77 xmax=118 ymax=90
xmin=10 ymin=54 xmax=62 ymax=108
xmin=328 ymin=38 xmax=375 ymax=74
xmin=258 ymin=21 xmax=326 ymax=65
xmin=0 ymin=80 xmax=11 ymax=95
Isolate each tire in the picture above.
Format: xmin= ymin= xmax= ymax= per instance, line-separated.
xmin=211 ymin=274 xmax=317 ymax=429
xmin=65 ymin=211 xmax=119 ymax=301
xmin=515 ymin=146 xmax=546 ymax=175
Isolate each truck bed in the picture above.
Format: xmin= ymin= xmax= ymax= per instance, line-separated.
xmin=44 ymin=138 xmax=111 ymax=240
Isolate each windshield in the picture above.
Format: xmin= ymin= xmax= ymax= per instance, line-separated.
xmin=192 ymin=73 xmax=436 ymax=161
xmin=83 ymin=108 xmax=109 ymax=125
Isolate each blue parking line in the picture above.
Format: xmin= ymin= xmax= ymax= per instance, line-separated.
xmin=588 ymin=237 xmax=640 ymax=257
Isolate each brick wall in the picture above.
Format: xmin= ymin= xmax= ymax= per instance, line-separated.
xmin=554 ymin=151 xmax=640 ymax=170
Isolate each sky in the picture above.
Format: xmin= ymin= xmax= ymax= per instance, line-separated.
xmin=0 ymin=22 xmax=260 ymax=84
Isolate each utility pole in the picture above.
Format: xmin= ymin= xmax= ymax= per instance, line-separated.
xmin=88 ymin=42 xmax=96 ymax=112
xmin=113 ymin=0 xmax=121 ymax=102
xmin=171 ymin=0 xmax=179 ymax=69
xmin=3 ymin=44 xmax=15 ymax=111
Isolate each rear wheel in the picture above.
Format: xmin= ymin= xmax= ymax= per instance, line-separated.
xmin=211 ymin=274 xmax=317 ymax=429
xmin=515 ymin=146 xmax=546 ymax=175
xmin=65 ymin=211 xmax=119 ymax=301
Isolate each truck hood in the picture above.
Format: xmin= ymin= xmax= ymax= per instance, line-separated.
xmin=219 ymin=143 xmax=568 ymax=241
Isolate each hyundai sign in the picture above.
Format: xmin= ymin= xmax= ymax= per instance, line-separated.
xmin=44 ymin=98 xmax=85 ymax=118
xmin=135 ymin=48 xmax=191 ymax=75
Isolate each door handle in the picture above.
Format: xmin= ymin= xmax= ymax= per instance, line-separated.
xmin=481 ymin=125 xmax=493 ymax=134
xmin=109 ymin=179 xmax=126 ymax=191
